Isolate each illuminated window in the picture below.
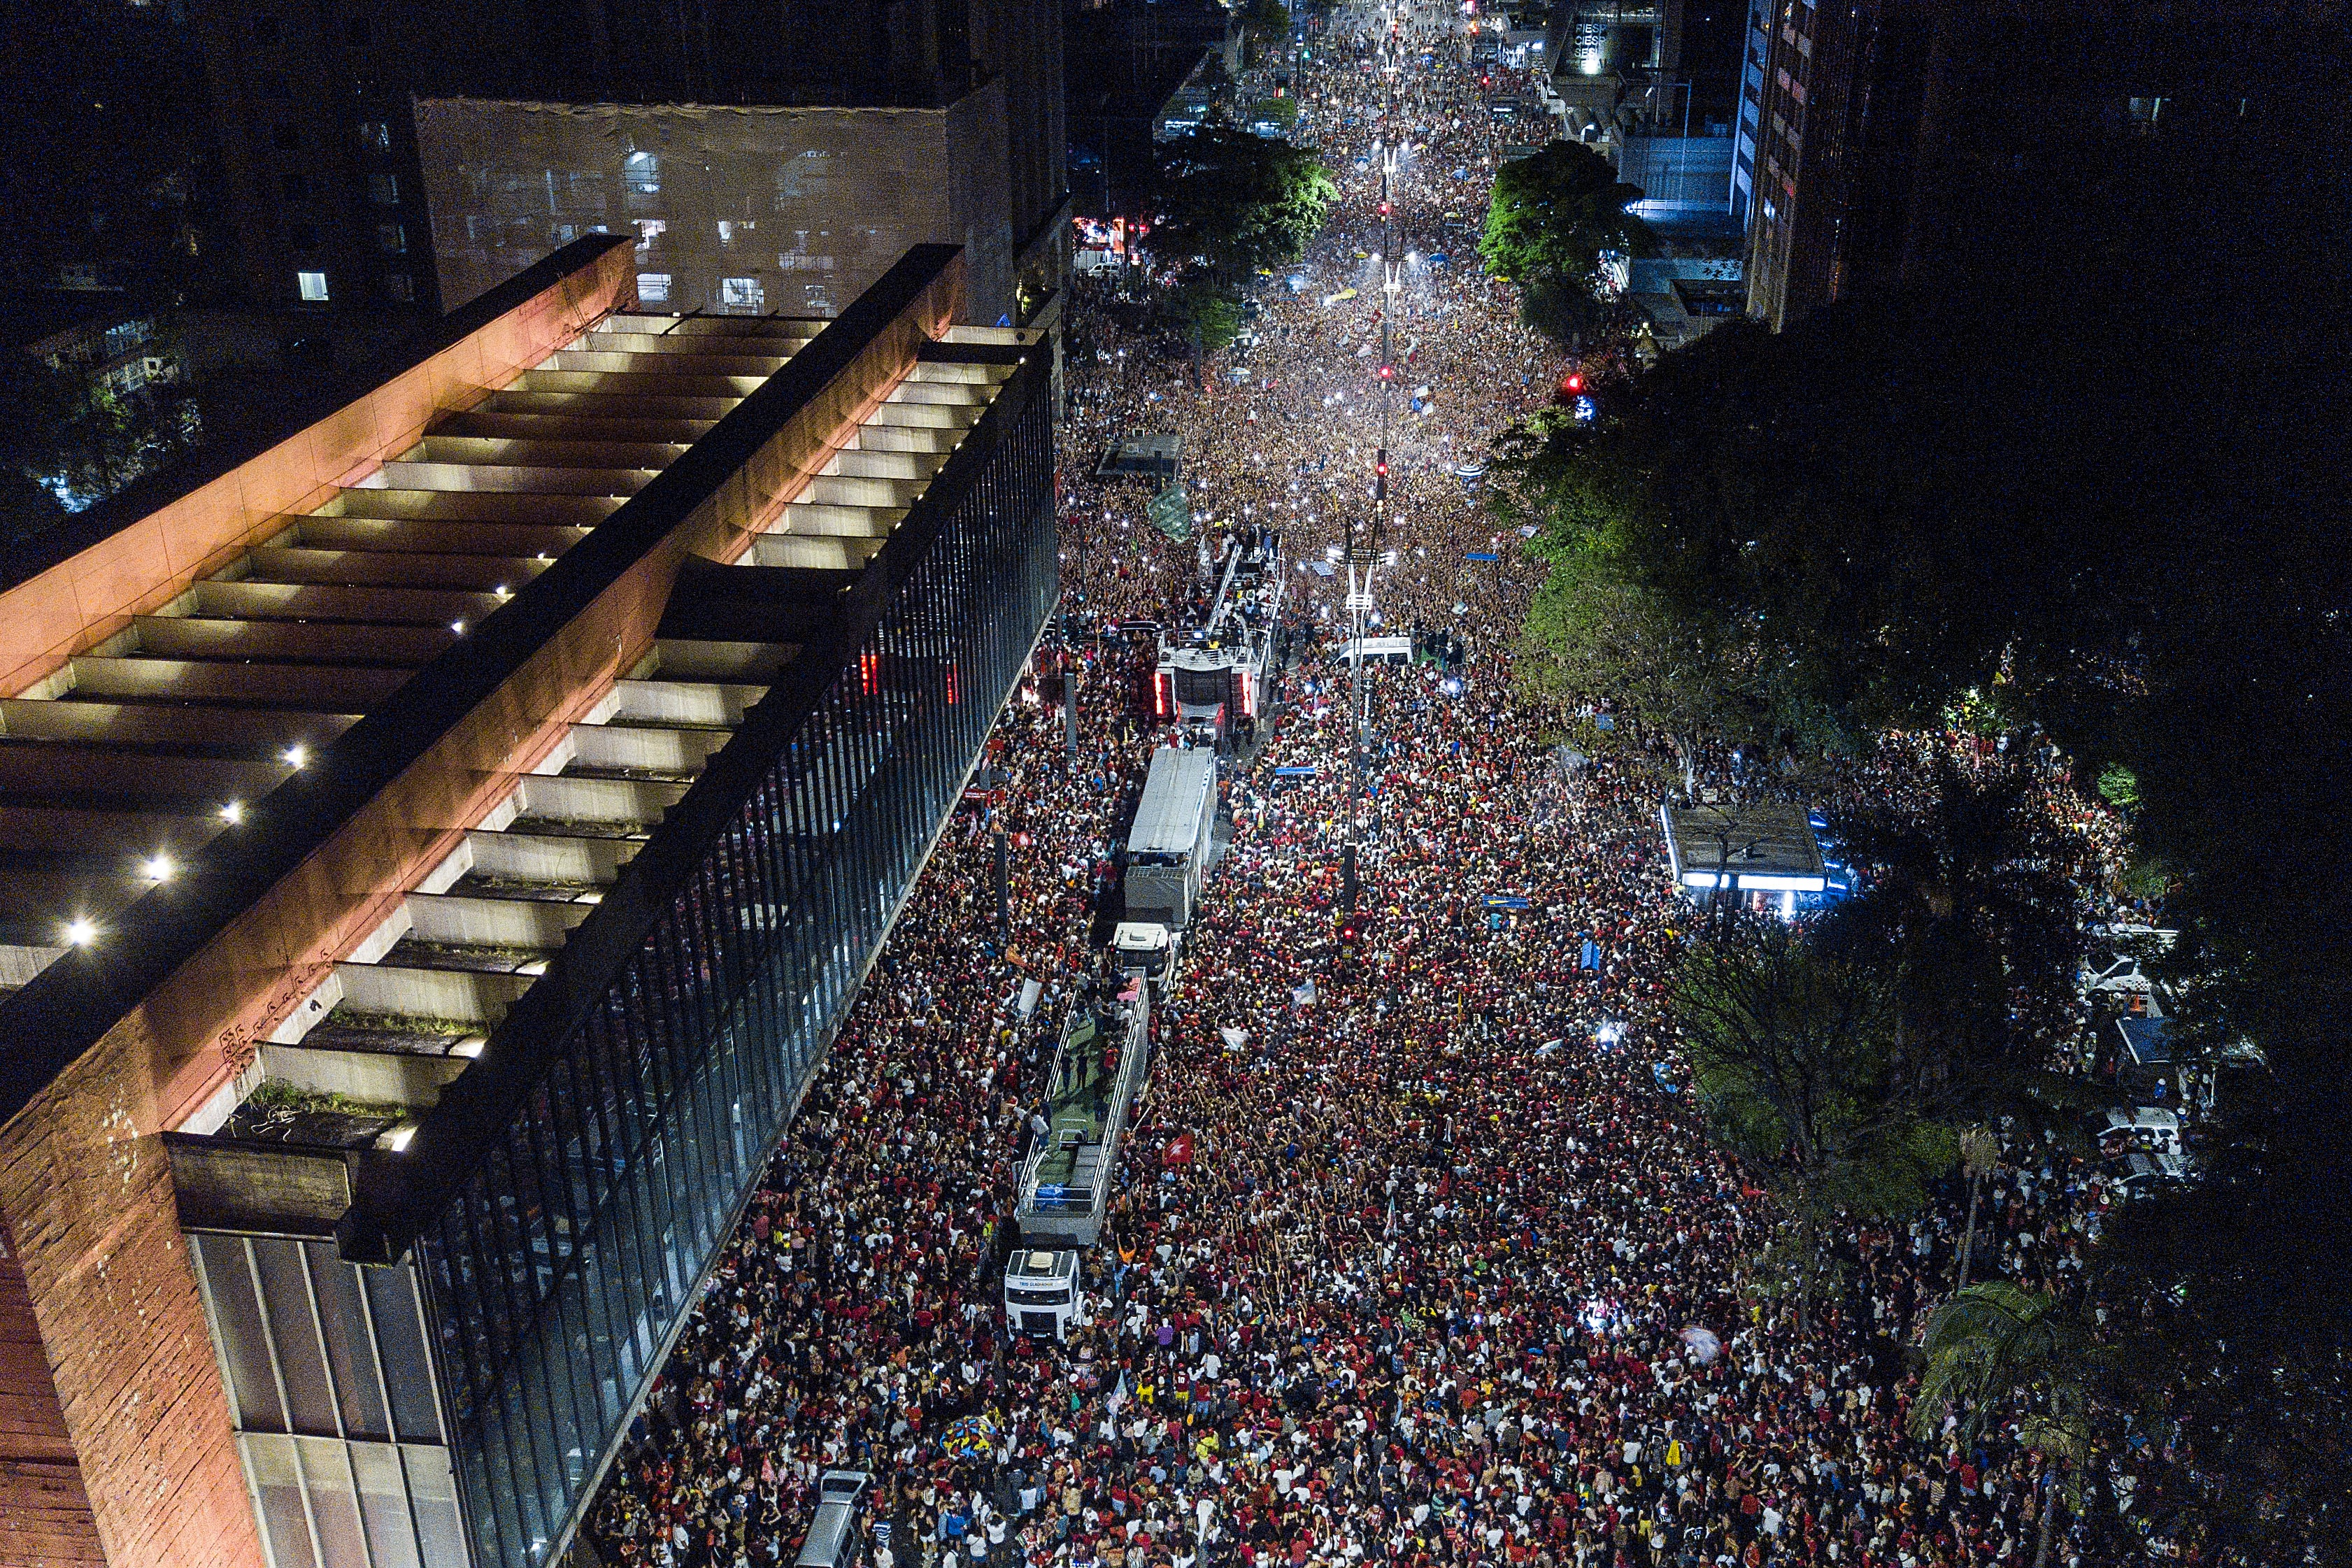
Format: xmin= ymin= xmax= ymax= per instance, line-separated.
xmin=622 ymin=150 xmax=660 ymax=195
xmin=633 ymin=218 xmax=666 ymax=249
xmin=297 ymin=270 xmax=330 ymax=302
xmin=357 ymin=120 xmax=391 ymax=153
xmin=718 ymin=276 xmax=764 ymax=311
xmin=637 ymin=272 xmax=672 ymax=304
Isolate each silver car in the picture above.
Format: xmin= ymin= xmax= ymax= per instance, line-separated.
xmin=797 ymin=1470 xmax=873 ymax=1568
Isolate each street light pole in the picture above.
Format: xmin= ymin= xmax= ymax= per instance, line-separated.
xmin=1339 ymin=1 xmax=1416 ymax=915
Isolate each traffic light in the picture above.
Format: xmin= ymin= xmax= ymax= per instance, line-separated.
xmin=1562 ymin=371 xmax=1585 ymax=394
xmin=1378 ymin=201 xmax=1392 ymax=218
xmin=1374 ymin=447 xmax=1388 ymax=500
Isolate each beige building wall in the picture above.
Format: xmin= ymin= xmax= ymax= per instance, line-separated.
xmin=415 ymin=92 xmax=1016 ymax=327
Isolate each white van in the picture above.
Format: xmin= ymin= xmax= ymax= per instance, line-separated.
xmin=1344 ymin=634 xmax=1414 ymax=666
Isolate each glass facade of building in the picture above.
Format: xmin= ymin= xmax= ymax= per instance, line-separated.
xmin=410 ymin=352 xmax=1055 ymax=1567
xmin=189 ymin=1233 xmax=469 ymax=1568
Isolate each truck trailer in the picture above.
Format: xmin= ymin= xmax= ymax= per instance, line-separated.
xmin=1124 ymin=746 xmax=1218 ymax=929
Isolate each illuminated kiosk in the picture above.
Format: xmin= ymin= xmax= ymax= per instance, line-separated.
xmin=0 ymin=236 xmax=1055 ymax=1568
xmin=1660 ymin=800 xmax=1831 ymax=902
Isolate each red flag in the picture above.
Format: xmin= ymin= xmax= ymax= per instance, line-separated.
xmin=1163 ymin=1132 xmax=1195 ymax=1167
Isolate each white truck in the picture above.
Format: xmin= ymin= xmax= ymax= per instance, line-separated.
xmin=1124 ymin=747 xmax=1218 ymax=930
xmin=1003 ymin=1247 xmax=1088 ymax=1339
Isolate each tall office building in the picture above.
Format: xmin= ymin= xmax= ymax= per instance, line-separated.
xmin=0 ymin=237 xmax=1055 ymax=1568
xmin=184 ymin=0 xmax=452 ymax=312
xmin=1741 ymin=0 xmax=1933 ymax=329
xmin=1728 ymin=0 xmax=1770 ymax=229
xmin=184 ymin=0 xmax=1066 ymax=327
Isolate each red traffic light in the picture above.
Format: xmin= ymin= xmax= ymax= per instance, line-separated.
xmin=1378 ymin=201 xmax=1392 ymax=217
xmin=1563 ymin=372 xmax=1585 ymax=393
xmin=1378 ymin=364 xmax=1395 ymax=380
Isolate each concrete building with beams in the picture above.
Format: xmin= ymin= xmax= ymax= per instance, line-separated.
xmin=0 ymin=234 xmax=1056 ymax=1568
xmin=184 ymin=0 xmax=1067 ymax=327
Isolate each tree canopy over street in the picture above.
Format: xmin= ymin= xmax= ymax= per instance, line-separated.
xmin=1478 ymin=139 xmax=1653 ymax=346
xmin=1149 ymin=126 xmax=1338 ymax=287
xmin=1498 ymin=15 xmax=2352 ymax=1553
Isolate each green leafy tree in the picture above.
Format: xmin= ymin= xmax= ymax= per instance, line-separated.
xmin=1478 ymin=141 xmax=1653 ymax=345
xmin=1515 ymin=532 xmax=1747 ymax=792
xmin=1679 ymin=925 xmax=1955 ymax=1326
xmin=1150 ymin=127 xmax=1337 ymax=287
xmin=1910 ymin=1283 xmax=2104 ymax=1568
xmin=1817 ymin=760 xmax=2090 ymax=1118
xmin=1498 ymin=7 xmax=2352 ymax=1554
xmin=1239 ymin=0 xmax=1290 ymax=69
xmin=1169 ymin=284 xmax=1244 ymax=354
xmin=0 ymin=357 xmax=145 ymax=506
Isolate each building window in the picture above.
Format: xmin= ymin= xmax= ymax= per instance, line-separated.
xmin=280 ymin=171 xmax=308 ymax=201
xmin=384 ymin=271 xmax=415 ymax=302
xmin=632 ymin=217 xmax=666 ymax=250
xmin=622 ymin=150 xmax=660 ymax=195
xmin=376 ymin=223 xmax=406 ymax=255
xmin=718 ymin=218 xmax=752 ymax=248
xmin=297 ymin=270 xmax=330 ymax=302
xmin=718 ymin=276 xmax=764 ymax=311
xmin=368 ymin=172 xmax=399 ymax=205
xmin=636 ymin=272 xmax=672 ymax=304
xmin=272 ymin=122 xmax=299 ymax=151
xmin=357 ymin=120 xmax=391 ymax=153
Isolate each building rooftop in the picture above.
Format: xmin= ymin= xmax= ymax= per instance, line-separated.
xmin=1660 ymin=799 xmax=1830 ymax=894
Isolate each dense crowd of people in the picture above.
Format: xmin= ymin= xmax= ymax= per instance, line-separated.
xmin=581 ymin=9 xmax=2176 ymax=1568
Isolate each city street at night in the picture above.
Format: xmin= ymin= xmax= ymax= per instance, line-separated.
xmin=1 ymin=2 xmax=2340 ymax=1567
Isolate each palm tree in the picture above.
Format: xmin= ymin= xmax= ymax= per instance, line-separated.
xmin=1909 ymin=1281 xmax=2100 ymax=1568
xmin=1954 ymin=1124 xmax=2002 ymax=1288
xmin=1818 ymin=758 xmax=2086 ymax=1100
